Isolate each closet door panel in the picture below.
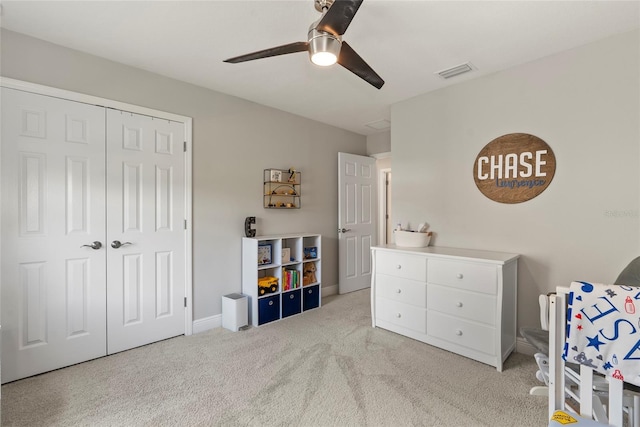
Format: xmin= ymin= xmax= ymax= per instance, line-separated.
xmin=106 ymin=110 xmax=185 ymax=354
xmin=1 ymin=88 xmax=107 ymax=383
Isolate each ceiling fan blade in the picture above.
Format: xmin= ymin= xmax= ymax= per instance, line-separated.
xmin=337 ymin=41 xmax=384 ymax=89
xmin=316 ymin=0 xmax=364 ymax=36
xmin=224 ymin=41 xmax=309 ymax=63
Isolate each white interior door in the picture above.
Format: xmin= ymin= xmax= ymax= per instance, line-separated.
xmin=1 ymin=88 xmax=107 ymax=383
xmin=338 ymin=153 xmax=376 ymax=294
xmin=105 ymin=110 xmax=186 ymax=354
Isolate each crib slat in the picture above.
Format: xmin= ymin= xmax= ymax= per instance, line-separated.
xmin=579 ymin=365 xmax=611 ymax=423
xmin=580 ymin=366 xmax=594 ymax=418
xmin=609 ymin=378 xmax=624 ymax=427
xmin=549 ymin=293 xmax=567 ymax=419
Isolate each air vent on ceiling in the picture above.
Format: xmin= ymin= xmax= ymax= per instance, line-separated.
xmin=436 ymin=62 xmax=475 ymax=80
xmin=365 ymin=119 xmax=391 ymax=131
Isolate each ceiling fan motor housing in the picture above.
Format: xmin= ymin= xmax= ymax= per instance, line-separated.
xmin=308 ymin=25 xmax=342 ymax=65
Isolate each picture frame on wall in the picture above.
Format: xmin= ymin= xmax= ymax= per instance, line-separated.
xmin=258 ymin=243 xmax=272 ymax=266
xmin=269 ymin=169 xmax=282 ymax=183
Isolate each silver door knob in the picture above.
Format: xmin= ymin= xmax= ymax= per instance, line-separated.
xmin=81 ymin=241 xmax=102 ymax=250
xmin=111 ymin=240 xmax=132 ymax=249
xmin=338 ymin=228 xmax=352 ymax=233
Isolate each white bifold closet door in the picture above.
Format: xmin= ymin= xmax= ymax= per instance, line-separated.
xmin=1 ymin=88 xmax=186 ymax=383
xmin=1 ymin=88 xmax=108 ymax=383
xmin=105 ymin=109 xmax=186 ymax=354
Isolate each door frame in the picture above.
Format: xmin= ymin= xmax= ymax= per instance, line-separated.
xmin=377 ymin=167 xmax=391 ymax=245
xmin=372 ymin=152 xmax=391 ymax=246
xmin=0 ymin=77 xmax=194 ymax=335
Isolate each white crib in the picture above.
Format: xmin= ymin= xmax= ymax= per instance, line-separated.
xmin=549 ymin=286 xmax=640 ymax=426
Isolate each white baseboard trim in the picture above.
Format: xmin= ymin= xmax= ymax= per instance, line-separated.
xmin=515 ymin=336 xmax=537 ymax=356
xmin=322 ymin=284 xmax=338 ymax=297
xmin=193 ymin=285 xmax=339 ymax=333
xmin=192 ymin=314 xmax=221 ymax=334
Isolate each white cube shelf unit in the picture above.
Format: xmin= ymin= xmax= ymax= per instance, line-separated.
xmin=242 ymin=234 xmax=321 ymax=326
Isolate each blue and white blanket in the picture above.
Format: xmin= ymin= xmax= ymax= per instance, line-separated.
xmin=565 ymin=281 xmax=640 ymax=387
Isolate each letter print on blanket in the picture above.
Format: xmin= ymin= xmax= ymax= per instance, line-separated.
xmin=565 ymin=281 xmax=640 ymax=387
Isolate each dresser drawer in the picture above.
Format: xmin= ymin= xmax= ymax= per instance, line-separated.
xmin=376 ymin=298 xmax=427 ymax=334
xmin=427 ymin=259 xmax=496 ymax=294
xmin=376 ymin=274 xmax=427 ymax=308
xmin=376 ymin=251 xmax=427 ymax=282
xmin=427 ymin=284 xmax=496 ymax=325
xmin=427 ymin=311 xmax=495 ymax=355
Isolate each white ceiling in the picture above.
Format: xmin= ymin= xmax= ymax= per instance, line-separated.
xmin=2 ymin=1 xmax=639 ymax=135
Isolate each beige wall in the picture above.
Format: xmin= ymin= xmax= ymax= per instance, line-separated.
xmin=367 ymin=130 xmax=391 ymax=155
xmin=391 ymin=30 xmax=640 ymax=331
xmin=1 ymin=29 xmax=367 ymax=321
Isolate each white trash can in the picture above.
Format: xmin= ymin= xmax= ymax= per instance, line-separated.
xmin=222 ymin=293 xmax=248 ymax=331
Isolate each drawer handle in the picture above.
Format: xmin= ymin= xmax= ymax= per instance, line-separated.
xmin=269 ymin=301 xmax=274 ymax=306
xmin=456 ymin=273 xmax=463 ymax=279
xmin=455 ymin=329 xmax=463 ymax=336
xmin=456 ymin=301 xmax=463 ymax=308
xmin=396 ymin=289 xmax=402 ymax=294
xmin=308 ymin=289 xmax=313 ymax=294
xmin=396 ymin=313 xmax=402 ymax=318
xmin=290 ymin=294 xmax=295 ymax=299
xmin=396 ymin=264 xmax=402 ymax=269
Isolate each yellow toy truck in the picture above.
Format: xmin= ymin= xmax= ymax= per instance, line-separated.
xmin=258 ymin=276 xmax=278 ymax=295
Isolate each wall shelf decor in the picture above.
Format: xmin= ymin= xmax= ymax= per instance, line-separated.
xmin=264 ymin=169 xmax=301 ymax=209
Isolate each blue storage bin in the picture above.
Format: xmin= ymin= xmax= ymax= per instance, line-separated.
xmin=303 ymin=285 xmax=320 ymax=311
xmin=282 ymin=289 xmax=302 ymax=318
xmin=258 ymin=294 xmax=280 ymax=325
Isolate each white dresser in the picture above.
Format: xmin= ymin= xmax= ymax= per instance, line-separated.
xmin=371 ymin=245 xmax=519 ymax=371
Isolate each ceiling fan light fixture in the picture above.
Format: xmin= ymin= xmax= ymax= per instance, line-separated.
xmin=311 ymin=51 xmax=338 ymax=66
xmin=309 ymin=28 xmax=341 ymax=66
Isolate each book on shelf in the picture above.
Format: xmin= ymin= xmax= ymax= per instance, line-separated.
xmin=282 ymin=267 xmax=300 ymax=291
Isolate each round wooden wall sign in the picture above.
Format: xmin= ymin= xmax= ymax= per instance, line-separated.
xmin=473 ymin=133 xmax=556 ymax=204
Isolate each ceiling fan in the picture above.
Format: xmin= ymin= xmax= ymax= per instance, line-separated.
xmin=223 ymin=0 xmax=384 ymax=89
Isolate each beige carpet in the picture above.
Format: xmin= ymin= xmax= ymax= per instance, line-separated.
xmin=1 ymin=289 xmax=548 ymax=426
